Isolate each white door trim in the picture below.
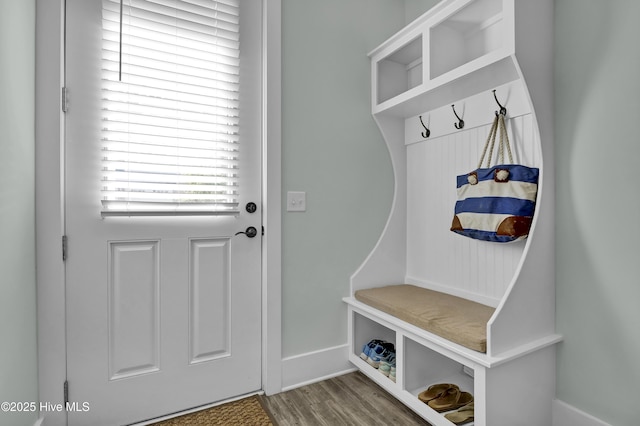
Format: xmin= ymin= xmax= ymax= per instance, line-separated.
xmin=261 ymin=0 xmax=283 ymax=396
xmin=35 ymin=0 xmax=282 ymax=424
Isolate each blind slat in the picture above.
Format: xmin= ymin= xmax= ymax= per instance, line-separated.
xmin=102 ymin=92 xmax=239 ymax=118
xmin=102 ymin=44 xmax=240 ymax=78
xmin=102 ymin=83 xmax=239 ymax=112
xmin=102 ymin=108 xmax=239 ymax=132
xmin=102 ymin=70 xmax=239 ymax=100
xmin=102 ymin=169 xmax=238 ymax=179
xmin=102 ymin=138 xmax=238 ymax=151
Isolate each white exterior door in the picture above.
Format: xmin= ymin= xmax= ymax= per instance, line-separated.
xmin=64 ymin=1 xmax=263 ymax=425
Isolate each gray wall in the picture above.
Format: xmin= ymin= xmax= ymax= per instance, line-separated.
xmin=0 ymin=1 xmax=38 ymax=426
xmin=280 ymin=0 xmax=439 ymax=357
xmin=281 ymin=0 xmax=405 ymax=356
xmin=555 ymin=1 xmax=640 ymax=424
xmin=404 ymin=0 xmax=439 ymax=24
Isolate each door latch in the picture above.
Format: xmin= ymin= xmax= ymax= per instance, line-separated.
xmin=235 ymin=226 xmax=258 ymax=238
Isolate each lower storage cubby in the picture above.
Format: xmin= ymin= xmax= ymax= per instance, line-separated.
xmin=404 ymin=337 xmax=475 ymax=425
xmin=352 ymin=311 xmax=396 ymax=360
xmin=404 ymin=337 xmax=474 ymax=398
xmin=350 ymin=312 xmax=398 ymax=387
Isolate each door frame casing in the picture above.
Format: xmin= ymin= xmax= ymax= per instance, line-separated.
xmin=35 ymin=0 xmax=282 ymax=424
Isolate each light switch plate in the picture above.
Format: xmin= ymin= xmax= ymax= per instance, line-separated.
xmin=287 ymin=191 xmax=306 ymax=212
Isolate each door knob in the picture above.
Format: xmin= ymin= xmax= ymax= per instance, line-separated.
xmin=235 ymin=226 xmax=258 ymax=238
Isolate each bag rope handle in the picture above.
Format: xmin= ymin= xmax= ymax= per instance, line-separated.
xmin=477 ymin=113 xmax=513 ymax=169
xmin=497 ymin=113 xmax=514 ymax=165
xmin=478 ymin=114 xmax=499 ymax=169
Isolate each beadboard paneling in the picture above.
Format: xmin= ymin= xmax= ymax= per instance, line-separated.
xmin=406 ymin=113 xmax=540 ymax=305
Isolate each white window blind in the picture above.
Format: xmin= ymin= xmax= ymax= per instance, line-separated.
xmin=101 ymin=0 xmax=241 ymax=216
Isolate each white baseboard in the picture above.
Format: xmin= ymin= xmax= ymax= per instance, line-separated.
xmin=553 ymin=399 xmax=611 ymax=426
xmin=281 ymin=343 xmax=356 ymax=392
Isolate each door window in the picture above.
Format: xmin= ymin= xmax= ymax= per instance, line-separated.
xmin=101 ymin=0 xmax=241 ymax=216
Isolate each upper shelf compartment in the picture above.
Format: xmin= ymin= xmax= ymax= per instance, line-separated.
xmin=430 ymin=0 xmax=504 ymax=79
xmin=376 ymin=35 xmax=422 ymax=105
xmin=371 ymin=0 xmax=518 ymax=117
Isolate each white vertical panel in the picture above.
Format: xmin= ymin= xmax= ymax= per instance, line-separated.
xmin=108 ymin=241 xmax=160 ymax=380
xmin=406 ymin=113 xmax=539 ymax=304
xmin=189 ymin=238 xmax=231 ymax=364
xmin=509 ymin=114 xmax=540 ymax=168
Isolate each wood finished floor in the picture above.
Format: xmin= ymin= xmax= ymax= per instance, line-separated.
xmin=259 ymin=372 xmax=430 ymax=426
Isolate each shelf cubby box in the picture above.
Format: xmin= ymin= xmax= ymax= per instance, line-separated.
xmin=352 ymin=311 xmax=396 ymax=362
xmin=404 ymin=337 xmax=474 ymax=401
xmin=429 ymin=0 xmax=505 ymax=80
xmin=376 ymin=35 xmax=423 ymax=105
xmin=346 ymin=0 xmax=559 ymax=424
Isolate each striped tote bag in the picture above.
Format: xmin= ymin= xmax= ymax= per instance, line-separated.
xmin=450 ymin=113 xmax=539 ymax=243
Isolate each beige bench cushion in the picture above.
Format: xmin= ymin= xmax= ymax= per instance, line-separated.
xmin=355 ymin=284 xmax=495 ymax=353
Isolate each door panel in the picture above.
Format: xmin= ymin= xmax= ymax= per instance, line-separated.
xmin=189 ymin=238 xmax=231 ymax=364
xmin=64 ymin=1 xmax=263 ymax=424
xmin=108 ymin=240 xmax=161 ymax=380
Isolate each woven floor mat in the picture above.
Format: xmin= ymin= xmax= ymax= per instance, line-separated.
xmin=152 ymin=396 xmax=274 ymax=426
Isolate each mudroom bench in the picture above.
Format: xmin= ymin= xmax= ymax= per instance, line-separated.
xmin=344 ymin=291 xmax=561 ymax=426
xmin=344 ymin=0 xmax=561 ymax=425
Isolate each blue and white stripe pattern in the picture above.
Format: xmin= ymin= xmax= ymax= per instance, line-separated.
xmin=451 ymin=165 xmax=539 ymax=242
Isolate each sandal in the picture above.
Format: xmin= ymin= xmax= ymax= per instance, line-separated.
xmin=418 ymin=383 xmax=459 ymax=403
xmin=427 ymin=389 xmax=473 ymax=413
xmin=444 ymin=402 xmax=474 ymax=425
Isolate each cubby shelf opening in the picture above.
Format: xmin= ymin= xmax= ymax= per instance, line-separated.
xmin=377 ymin=35 xmax=423 ymax=104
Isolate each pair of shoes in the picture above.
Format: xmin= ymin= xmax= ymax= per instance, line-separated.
xmin=444 ymin=402 xmax=474 ymax=425
xmin=361 ymin=340 xmax=395 ymax=369
xmin=418 ymin=383 xmax=473 ymax=413
xmin=389 ymin=366 xmax=396 ymax=382
xmin=367 ymin=342 xmax=395 ymax=369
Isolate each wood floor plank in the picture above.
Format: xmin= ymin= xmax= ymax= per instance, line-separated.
xmin=260 ymin=372 xmax=430 ymax=425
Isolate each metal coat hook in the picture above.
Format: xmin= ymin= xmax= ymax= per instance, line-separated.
xmin=419 ymin=115 xmax=430 ymax=138
xmin=452 ymin=104 xmax=464 ymax=129
xmin=493 ymin=89 xmax=507 ymax=115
